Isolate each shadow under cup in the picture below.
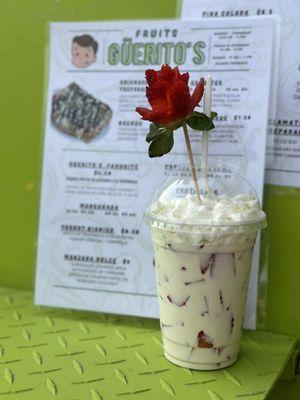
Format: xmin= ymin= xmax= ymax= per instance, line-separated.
xmin=150 ymin=218 xmax=266 ymax=370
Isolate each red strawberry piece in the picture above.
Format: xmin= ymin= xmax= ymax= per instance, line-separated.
xmin=219 ymin=289 xmax=225 ymax=310
xmin=167 ymin=295 xmax=190 ymax=307
xmin=136 ymin=65 xmax=204 ymax=127
xmin=200 ymin=254 xmax=216 ymax=275
xmin=167 ymin=295 xmax=173 ymax=303
xmin=230 ymin=316 xmax=235 ymax=334
xmin=197 ymin=330 xmax=214 ymax=348
xmin=201 ymin=295 xmax=209 ymax=316
xmin=184 ymin=278 xmax=205 ymax=286
xmin=232 ymin=253 xmax=237 ymax=276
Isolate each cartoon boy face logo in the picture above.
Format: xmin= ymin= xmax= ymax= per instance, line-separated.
xmin=72 ymin=34 xmax=98 ymax=68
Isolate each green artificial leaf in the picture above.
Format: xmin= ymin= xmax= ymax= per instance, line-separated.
xmin=146 ymin=123 xmax=160 ymax=143
xmin=148 ymin=130 xmax=174 ymax=158
xmin=210 ymin=111 xmax=217 ymax=120
xmin=186 ymin=111 xmax=215 ymax=131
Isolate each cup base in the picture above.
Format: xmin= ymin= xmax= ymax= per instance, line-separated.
xmin=164 ymin=351 xmax=238 ymax=370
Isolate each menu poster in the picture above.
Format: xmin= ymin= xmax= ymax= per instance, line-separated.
xmin=181 ymin=0 xmax=300 ymax=188
xmin=35 ymin=19 xmax=274 ymax=328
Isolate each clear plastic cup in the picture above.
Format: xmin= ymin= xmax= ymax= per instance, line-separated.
xmin=146 ymin=172 xmax=266 ymax=370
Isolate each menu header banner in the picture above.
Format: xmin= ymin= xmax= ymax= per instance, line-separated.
xmin=107 ymin=36 xmax=206 ymax=66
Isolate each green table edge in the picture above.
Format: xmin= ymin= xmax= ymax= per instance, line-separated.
xmin=0 ymin=287 xmax=297 ymax=400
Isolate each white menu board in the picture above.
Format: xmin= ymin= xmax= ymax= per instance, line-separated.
xmin=35 ymin=18 xmax=274 ymax=329
xmin=181 ymin=0 xmax=300 ymax=188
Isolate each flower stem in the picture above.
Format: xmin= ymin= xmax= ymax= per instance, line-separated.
xmin=182 ymin=123 xmax=201 ymax=204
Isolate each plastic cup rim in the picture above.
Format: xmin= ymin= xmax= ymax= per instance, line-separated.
xmin=144 ymin=210 xmax=267 ymax=229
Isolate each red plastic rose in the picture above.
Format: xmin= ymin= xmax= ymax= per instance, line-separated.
xmin=136 ymin=64 xmax=204 ymax=128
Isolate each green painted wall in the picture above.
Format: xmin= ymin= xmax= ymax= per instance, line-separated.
xmin=263 ymin=185 xmax=300 ymax=338
xmin=0 ymin=0 xmax=299 ymax=341
xmin=0 ymin=0 xmax=176 ymax=288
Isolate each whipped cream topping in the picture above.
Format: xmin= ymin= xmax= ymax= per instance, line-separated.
xmin=150 ymin=193 xmax=262 ymax=225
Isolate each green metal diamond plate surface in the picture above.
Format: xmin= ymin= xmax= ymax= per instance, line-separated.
xmin=0 ymin=288 xmax=296 ymax=399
